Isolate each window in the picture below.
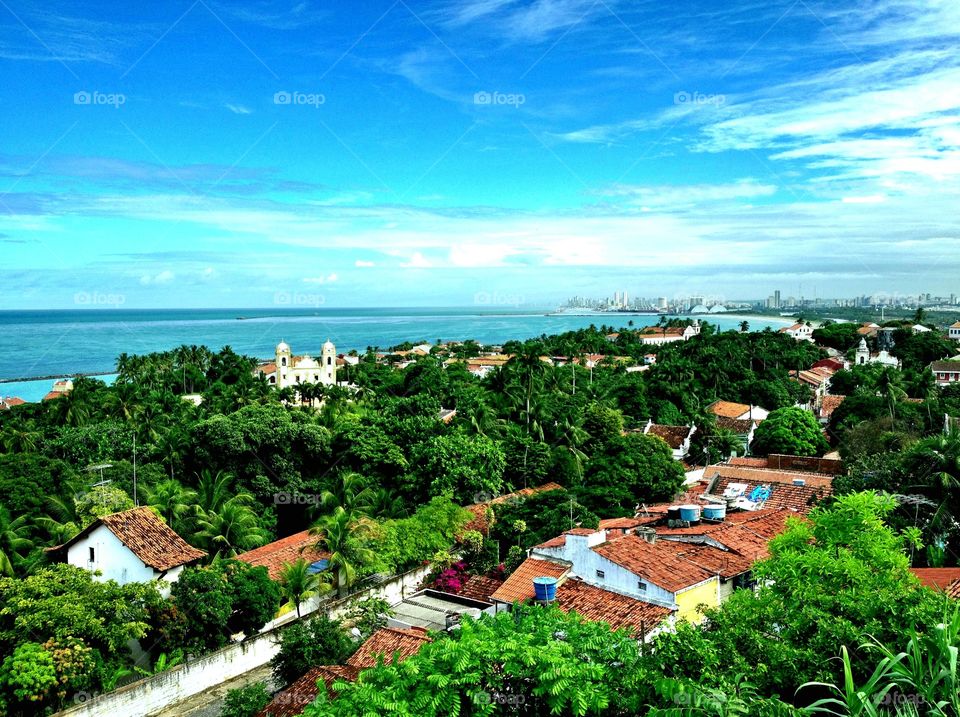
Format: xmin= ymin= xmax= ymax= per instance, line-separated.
xmin=281 ymin=357 xmax=287 ymax=367
xmin=595 ymin=569 xmax=605 ymax=579
xmin=327 ymin=356 xmax=332 ymax=365
xmin=88 ymin=547 xmax=95 ymax=562
xmin=637 ymin=581 xmax=647 ymax=591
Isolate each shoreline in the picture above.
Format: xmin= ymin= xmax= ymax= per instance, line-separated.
xmin=0 ymin=370 xmax=117 ymax=384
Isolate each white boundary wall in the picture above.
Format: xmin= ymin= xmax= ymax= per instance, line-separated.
xmin=53 ymin=564 xmax=433 ymax=717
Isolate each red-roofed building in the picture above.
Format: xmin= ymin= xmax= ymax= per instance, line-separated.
xmin=235 ymin=530 xmax=330 ymax=581
xmin=0 ymin=396 xmax=25 ymax=410
xmin=462 ymin=482 xmax=565 ymax=535
xmin=911 ymin=568 xmax=960 ymax=593
xmin=553 ymin=577 xmax=673 ymax=639
xmin=490 ymin=556 xmax=570 ymax=604
xmin=641 ymin=421 xmax=696 ymax=460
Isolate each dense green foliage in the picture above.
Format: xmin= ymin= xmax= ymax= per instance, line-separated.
xmin=270 ymin=614 xmax=354 ymax=686
xmin=220 ymin=682 xmax=272 ymax=717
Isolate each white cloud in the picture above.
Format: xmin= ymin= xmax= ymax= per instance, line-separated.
xmin=401 ymin=252 xmax=433 ymax=268
xmin=303 ymin=273 xmax=338 ymax=284
xmin=226 ymin=103 xmax=252 ymax=115
xmin=354 ymin=260 xmax=375 ymax=267
xmin=139 ymin=270 xmax=175 ymax=285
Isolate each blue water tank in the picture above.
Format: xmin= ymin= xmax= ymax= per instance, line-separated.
xmin=679 ymin=504 xmax=701 ymax=522
xmin=533 ymin=577 xmax=558 ymax=601
xmin=703 ymin=505 xmax=726 ymax=521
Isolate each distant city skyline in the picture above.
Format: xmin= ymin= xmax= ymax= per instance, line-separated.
xmin=2 ymin=1 xmax=959 ymax=308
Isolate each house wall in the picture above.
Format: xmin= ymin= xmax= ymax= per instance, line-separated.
xmin=532 ymin=539 xmax=676 ymax=608
xmin=66 ymin=525 xmax=155 ymax=586
xmin=674 ymin=578 xmax=720 ymax=623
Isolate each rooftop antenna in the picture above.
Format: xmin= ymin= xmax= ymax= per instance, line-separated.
xmin=86 ymin=463 xmax=113 ymax=487
xmin=132 ymin=430 xmax=138 ymax=506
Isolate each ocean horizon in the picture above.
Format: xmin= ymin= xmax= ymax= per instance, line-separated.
xmin=0 ymin=307 xmax=792 ymax=401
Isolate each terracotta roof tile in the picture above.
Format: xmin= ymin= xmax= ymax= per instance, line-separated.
xmin=456 ymin=574 xmax=505 ymax=603
xmin=727 ymin=457 xmax=769 ymax=468
xmin=714 ymin=416 xmax=756 ymax=433
xmin=706 ymin=470 xmax=831 ymax=513
xmin=820 ymin=395 xmax=847 ymax=417
xmin=911 ymin=568 xmax=960 ymax=591
xmin=707 ymin=400 xmax=752 ymax=419
xmin=258 ymin=665 xmax=359 ymax=717
xmin=491 ymin=557 xmax=570 ymax=603
xmin=646 ymin=424 xmax=691 ymax=450
xmin=346 ymin=627 xmax=431 ymax=669
xmin=0 ymin=396 xmax=25 ymax=409
xmin=671 ymin=544 xmax=754 ymax=578
xmin=236 ymin=530 xmax=330 ymax=581
xmin=554 ymin=578 xmax=673 ymax=637
xmin=705 ymin=464 xmax=835 ymax=490
xmin=593 ymin=536 xmax=713 ymax=593
xmin=598 ymin=517 xmax=645 ymax=530
xmin=69 ymin=507 xmax=207 ymax=571
xmin=948 ymin=579 xmax=960 ymax=599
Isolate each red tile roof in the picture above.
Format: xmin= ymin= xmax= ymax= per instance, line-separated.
xmin=59 ymin=507 xmax=206 ymax=571
xmin=593 ymin=536 xmax=713 ymax=593
xmin=259 ymin=362 xmax=277 ymax=375
xmin=706 ymin=470 xmax=831 ymax=513
xmin=258 ymin=665 xmax=359 ymax=717
xmin=671 ymin=544 xmax=754 ymax=578
xmin=0 ymin=396 xmax=25 ymax=410
xmin=490 ymin=557 xmax=570 ymax=603
xmin=456 ymin=574 xmax=505 ymax=603
xmin=646 ymin=424 xmax=692 ymax=450
xmin=820 ymin=395 xmax=846 ymax=417
xmin=345 ymin=627 xmax=431 ymax=669
xmin=911 ymin=568 xmax=960 ymax=591
xmin=599 ymin=517 xmax=646 ymax=530
xmin=554 ymin=578 xmax=673 ymax=637
xmin=714 ymin=416 xmax=756 ymax=434
xmin=707 ymin=400 xmax=752 ymax=419
xmin=727 ymin=457 xmax=768 ymax=468
xmin=235 ymin=530 xmax=330 ymax=581
xmin=705 ymin=464 xmax=835 ymax=490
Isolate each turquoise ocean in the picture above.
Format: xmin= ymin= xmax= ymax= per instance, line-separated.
xmin=0 ymin=308 xmax=790 ymax=402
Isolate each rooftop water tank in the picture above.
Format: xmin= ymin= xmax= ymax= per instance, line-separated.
xmin=533 ymin=577 xmax=558 ymax=602
xmin=679 ymin=504 xmax=701 ymax=522
xmin=667 ymin=506 xmax=681 ymax=521
xmin=703 ymin=504 xmax=726 ymax=521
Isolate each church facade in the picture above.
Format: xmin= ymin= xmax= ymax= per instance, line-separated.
xmin=270 ymin=339 xmax=338 ymax=388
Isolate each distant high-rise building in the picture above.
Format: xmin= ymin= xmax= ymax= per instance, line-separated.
xmin=657 ymin=297 xmax=667 ymax=310
xmin=774 ymin=290 xmax=781 ymax=309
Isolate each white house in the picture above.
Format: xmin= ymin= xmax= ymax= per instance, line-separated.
xmin=636 ymin=321 xmax=701 ymax=346
xmin=931 ymin=359 xmax=960 ymax=387
xmin=642 ymin=421 xmax=696 ymax=460
xmin=57 ymin=507 xmax=205 ymax=593
xmin=855 ymin=337 xmax=900 ymax=368
xmin=950 ymin=322 xmax=960 ymax=343
xmin=779 ymin=323 xmax=815 ymax=341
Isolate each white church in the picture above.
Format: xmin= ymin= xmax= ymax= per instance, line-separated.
xmin=262 ymin=339 xmax=339 ymax=388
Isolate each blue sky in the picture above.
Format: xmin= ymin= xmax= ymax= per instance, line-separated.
xmin=1 ymin=0 xmax=959 ymax=308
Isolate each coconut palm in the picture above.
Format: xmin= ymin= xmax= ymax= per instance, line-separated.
xmin=277 ymin=558 xmax=329 ymax=617
xmin=195 ymin=469 xmax=240 ymax=516
xmin=193 ymin=500 xmax=268 ymax=558
xmin=310 ymin=506 xmax=379 ymax=597
xmin=876 ymin=367 xmax=907 ymax=423
xmin=144 ymin=478 xmax=197 ymax=533
xmin=318 ymin=471 xmax=375 ymax=519
xmin=0 ymin=506 xmax=33 ymax=576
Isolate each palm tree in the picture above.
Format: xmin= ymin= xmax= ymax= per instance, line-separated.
xmin=509 ymin=344 xmax=548 ymax=432
xmin=277 ymin=558 xmax=328 ymax=617
xmin=0 ymin=506 xmax=33 ymax=576
xmin=739 ymin=320 xmax=750 ymax=333
xmin=310 ymin=506 xmax=378 ymax=597
xmin=319 ymin=471 xmax=374 ymax=518
xmin=876 ymin=366 xmax=907 ymax=423
xmin=0 ymin=423 xmax=42 ymax=453
xmin=195 ymin=469 xmax=238 ymax=516
xmin=144 ymin=478 xmax=197 ymax=534
xmin=193 ymin=500 xmax=268 ymax=558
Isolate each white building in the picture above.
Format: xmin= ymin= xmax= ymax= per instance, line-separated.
xmin=855 ymin=337 xmax=900 ymax=368
xmin=57 ymin=507 xmax=205 ymax=594
xmin=779 ymin=322 xmax=814 ymax=341
xmin=273 ymin=339 xmax=338 ymax=388
xmin=636 ymin=321 xmax=701 ymax=345
xmin=950 ymin=322 xmax=960 ymax=343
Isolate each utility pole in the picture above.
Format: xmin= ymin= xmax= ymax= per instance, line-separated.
xmin=132 ymin=430 xmax=138 ymax=506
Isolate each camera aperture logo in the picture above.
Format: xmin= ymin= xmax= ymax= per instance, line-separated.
xmin=474 ymin=91 xmax=525 ymax=108
xmin=274 ymin=90 xmax=326 ymax=108
xmin=673 ymin=90 xmax=725 ymax=107
xmin=74 ymin=91 xmax=126 ymax=108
